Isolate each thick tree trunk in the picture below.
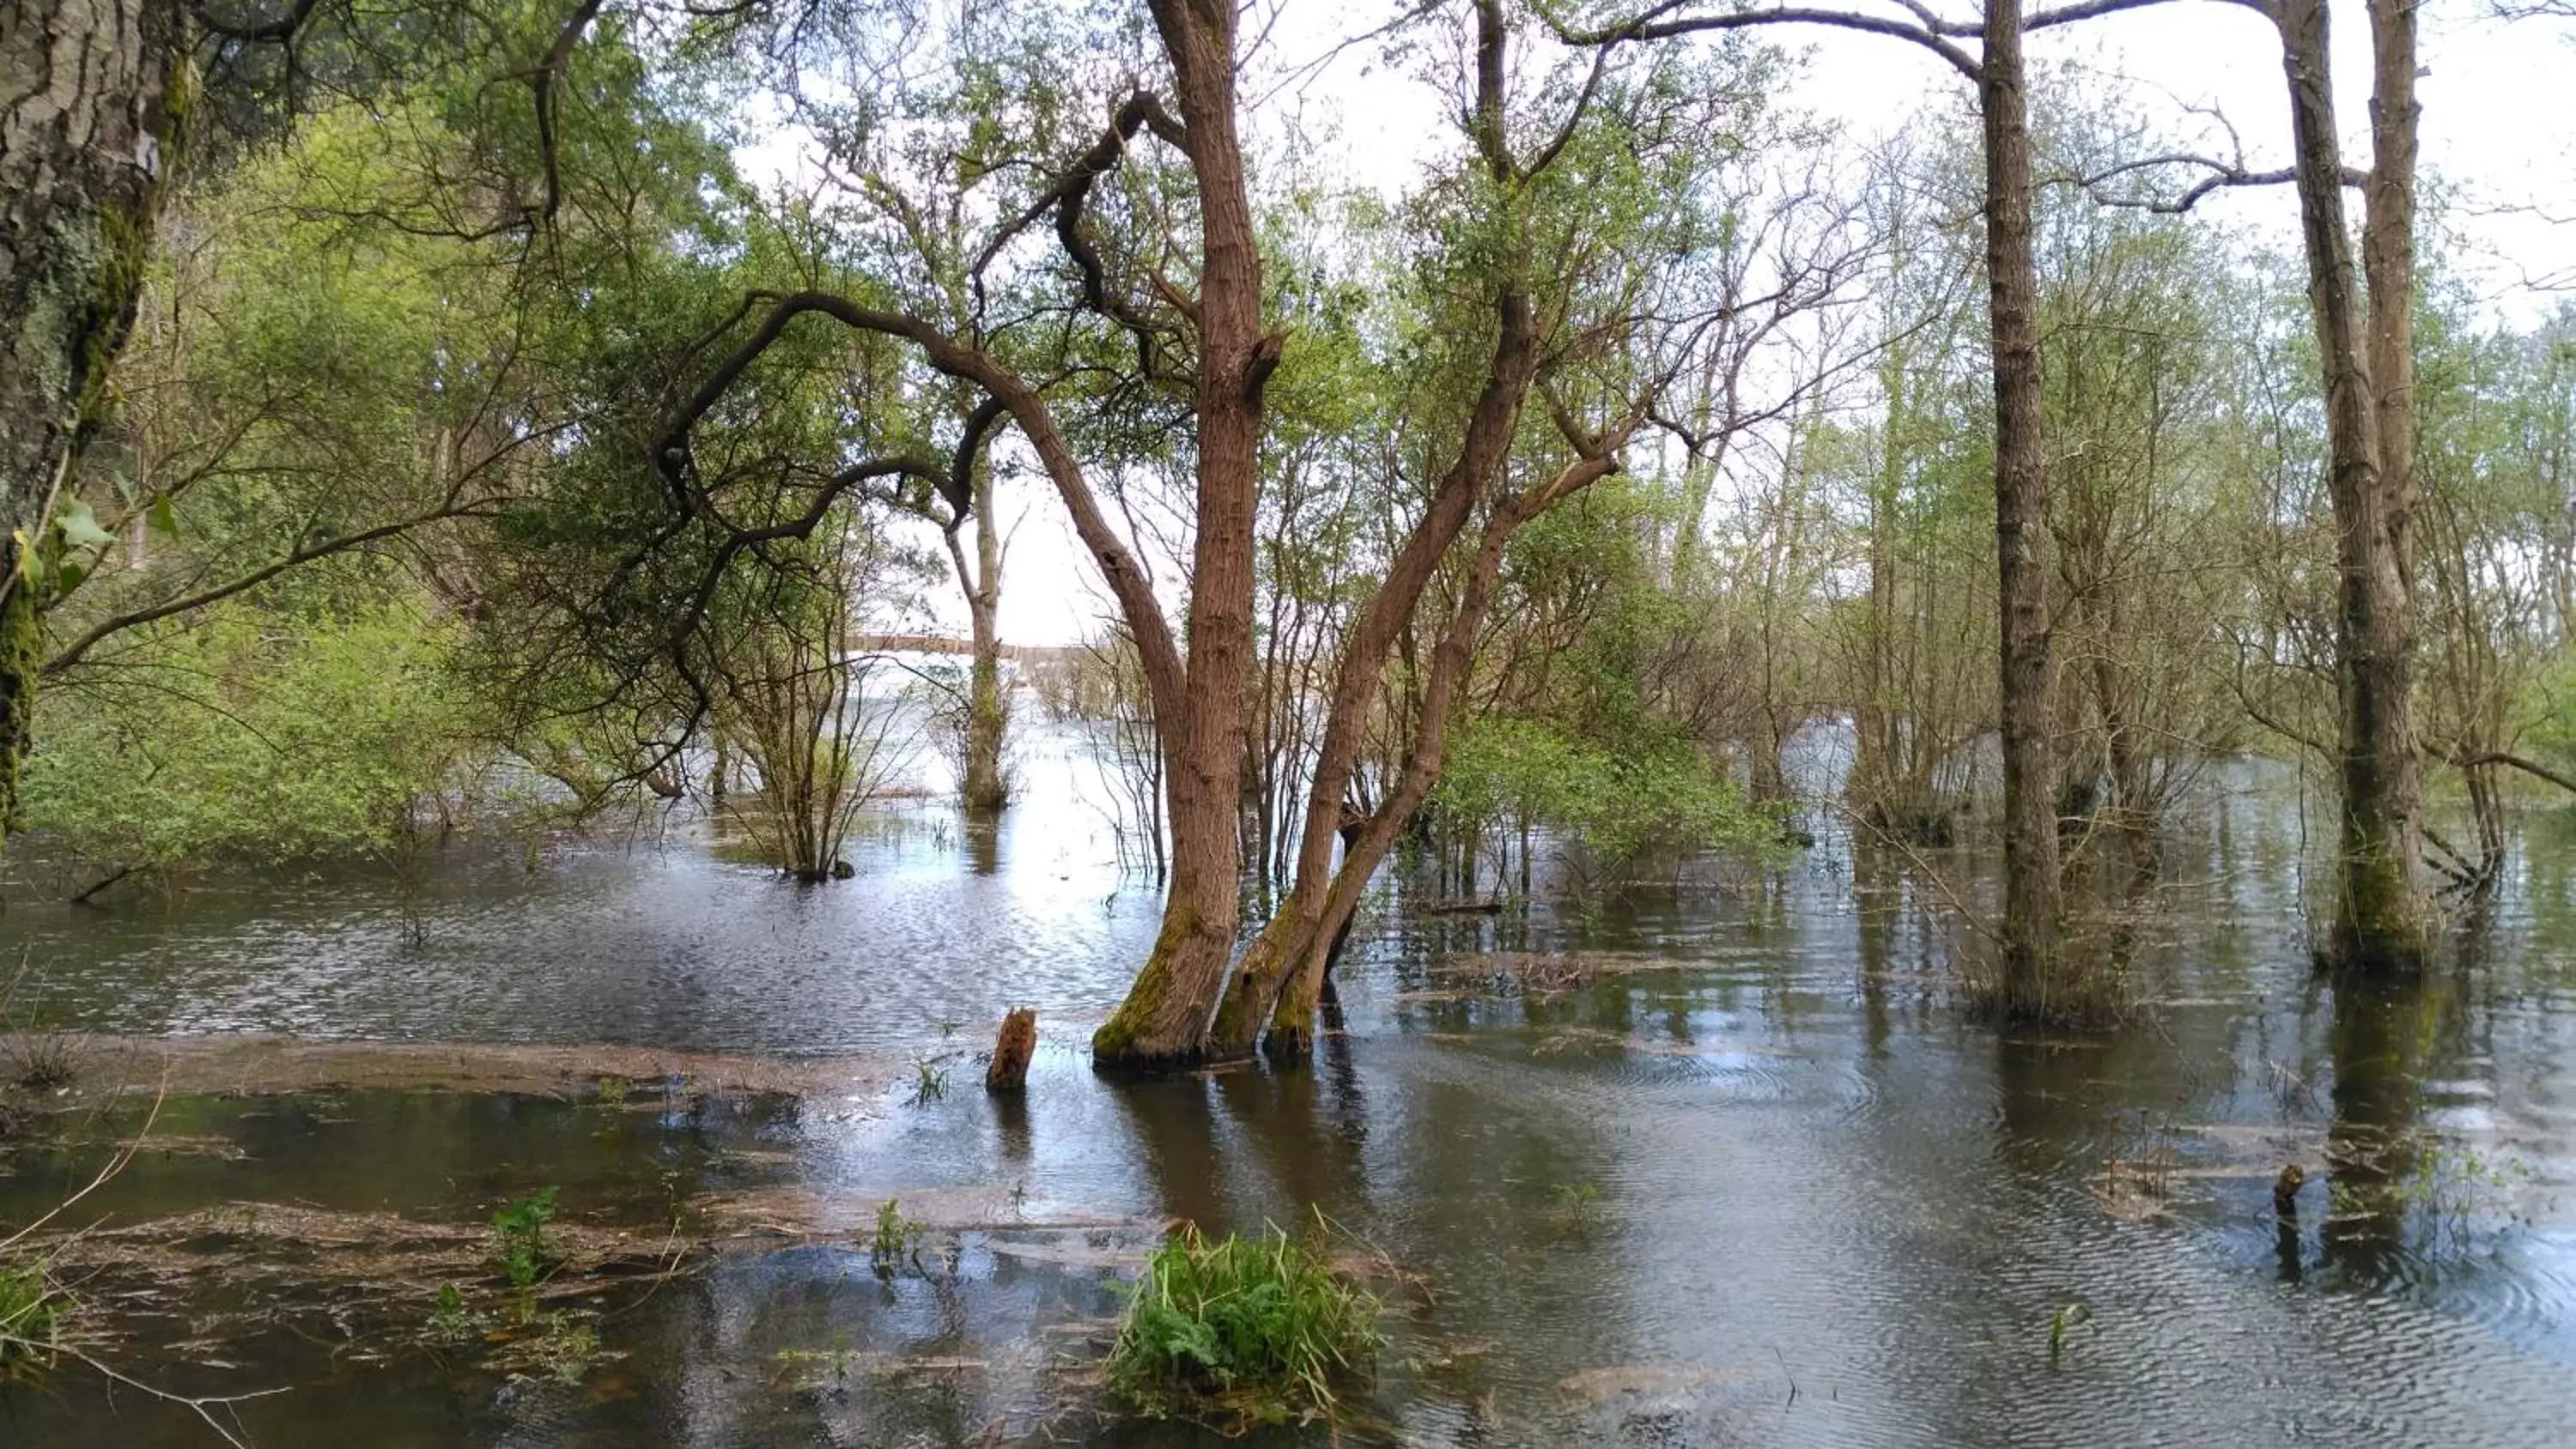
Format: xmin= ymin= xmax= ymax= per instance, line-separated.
xmin=0 ymin=0 xmax=182 ymax=828
xmin=1979 ymin=0 xmax=2063 ymax=1014
xmin=2274 ymin=0 xmax=2428 ymax=972
xmin=1091 ymin=0 xmax=1270 ymax=1069
xmin=1204 ymin=0 xmax=1543 ymax=1059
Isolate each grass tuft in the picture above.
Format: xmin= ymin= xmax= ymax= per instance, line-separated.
xmin=1109 ymin=1221 xmax=1382 ymax=1429
xmin=0 ymin=1258 xmax=66 ymax=1379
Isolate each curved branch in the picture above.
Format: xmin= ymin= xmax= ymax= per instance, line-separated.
xmin=43 ymin=503 xmax=501 ymax=676
xmin=2050 ymin=151 xmax=2366 ymax=213
xmin=656 ymin=291 xmax=1184 ymax=724
xmin=970 ymin=92 xmax=1192 ymax=380
xmin=2458 ymin=751 xmax=2576 ymax=796
xmin=1552 ymin=2 xmax=1981 ymax=82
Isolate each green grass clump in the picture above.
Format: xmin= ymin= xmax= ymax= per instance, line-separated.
xmin=1109 ymin=1222 xmax=1382 ymax=1428
xmin=0 ymin=1259 xmax=66 ymax=1379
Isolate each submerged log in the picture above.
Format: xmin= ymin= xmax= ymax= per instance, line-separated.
xmin=986 ymin=1008 xmax=1036 ymax=1093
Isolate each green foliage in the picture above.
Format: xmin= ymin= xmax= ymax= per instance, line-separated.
xmin=425 ymin=1282 xmax=483 ymax=1347
xmin=1109 ymin=1223 xmax=1382 ymax=1429
xmin=905 ymin=1055 xmax=950 ymax=1106
xmin=1547 ymin=1181 xmax=1604 ymax=1236
xmin=2048 ymin=1301 xmax=2093 ymax=1367
xmin=21 ymin=603 xmax=477 ymax=878
xmin=0 ymin=1258 xmax=66 ymax=1379
xmin=495 ymin=1308 xmax=602 ymax=1385
xmin=1436 ymin=715 xmax=1769 ymax=876
xmin=492 ymin=1186 xmax=560 ymax=1291
xmin=869 ymin=1198 xmax=925 ymax=1281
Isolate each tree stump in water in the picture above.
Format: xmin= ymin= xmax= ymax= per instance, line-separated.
xmin=2272 ymin=1163 xmax=2306 ymax=1217
xmin=987 ymin=1008 xmax=1036 ymax=1093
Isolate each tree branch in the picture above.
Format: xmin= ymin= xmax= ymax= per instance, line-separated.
xmin=1550 ymin=1 xmax=1982 ymax=82
xmin=42 ymin=502 xmax=501 ymax=676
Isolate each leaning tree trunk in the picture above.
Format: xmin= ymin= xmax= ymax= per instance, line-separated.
xmin=1979 ymin=0 xmax=2064 ymax=1016
xmin=1263 ymin=450 xmax=1623 ymax=1060
xmin=0 ymin=0 xmax=183 ymax=828
xmin=2275 ymin=0 xmax=2429 ymax=973
xmin=1089 ymin=0 xmax=1268 ymax=1070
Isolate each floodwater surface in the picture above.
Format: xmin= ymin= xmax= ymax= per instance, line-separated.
xmin=6 ymin=737 xmax=2576 ymax=1446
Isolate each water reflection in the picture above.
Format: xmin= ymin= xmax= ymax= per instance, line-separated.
xmin=5 ymin=749 xmax=2576 ymax=1443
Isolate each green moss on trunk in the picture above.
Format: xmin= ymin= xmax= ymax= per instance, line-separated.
xmin=0 ymin=573 xmax=37 ymax=834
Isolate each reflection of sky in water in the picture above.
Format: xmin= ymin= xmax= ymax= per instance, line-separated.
xmin=7 ymin=730 xmax=2576 ymax=1442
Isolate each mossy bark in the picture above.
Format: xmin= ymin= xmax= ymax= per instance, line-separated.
xmin=1979 ymin=0 xmax=2068 ymax=1020
xmin=2272 ymin=0 xmax=2430 ymax=973
xmin=0 ymin=1 xmax=186 ymax=831
xmin=1090 ymin=0 xmax=1267 ymax=1071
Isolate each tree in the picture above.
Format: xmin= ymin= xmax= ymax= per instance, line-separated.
xmin=0 ymin=0 xmax=672 ymax=831
xmin=2273 ymin=0 xmax=2430 ymax=970
xmin=1556 ymin=0 xmax=2126 ymax=1016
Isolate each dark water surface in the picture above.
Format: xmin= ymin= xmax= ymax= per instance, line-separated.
xmin=8 ymin=743 xmax=2576 ymax=1446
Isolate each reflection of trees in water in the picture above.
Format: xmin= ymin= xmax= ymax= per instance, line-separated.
xmin=2323 ymin=975 xmax=2428 ymax=1283
xmin=2319 ymin=964 xmax=2510 ymax=1285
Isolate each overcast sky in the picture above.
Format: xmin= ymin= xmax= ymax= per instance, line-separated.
xmin=845 ymin=1 xmax=2576 ymax=647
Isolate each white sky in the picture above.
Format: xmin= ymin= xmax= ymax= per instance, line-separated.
xmin=820 ymin=1 xmax=2576 ymax=647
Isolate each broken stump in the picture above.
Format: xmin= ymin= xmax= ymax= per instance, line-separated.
xmin=987 ymin=1008 xmax=1036 ymax=1093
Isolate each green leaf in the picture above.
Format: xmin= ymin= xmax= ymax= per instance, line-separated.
xmin=56 ymin=499 xmax=113 ymax=552
xmin=149 ymin=494 xmax=180 ymax=538
xmin=56 ymin=561 xmax=87 ymax=596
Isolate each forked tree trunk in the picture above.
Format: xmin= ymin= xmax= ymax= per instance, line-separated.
xmin=1979 ymin=0 xmax=2064 ymax=1014
xmin=1205 ymin=291 xmax=1539 ymax=1058
xmin=1262 ymin=450 xmax=1623 ymax=1060
xmin=2273 ymin=0 xmax=2428 ymax=972
xmin=0 ymin=0 xmax=183 ymax=828
xmin=1203 ymin=0 xmax=1541 ymax=1060
xmin=1089 ymin=0 xmax=1270 ymax=1069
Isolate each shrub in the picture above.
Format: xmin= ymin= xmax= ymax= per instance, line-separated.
xmin=1109 ymin=1223 xmax=1381 ymax=1428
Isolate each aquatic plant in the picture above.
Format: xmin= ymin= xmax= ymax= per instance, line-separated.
xmin=2048 ymin=1302 xmax=2094 ymax=1367
xmin=494 ymin=1308 xmax=603 ymax=1385
xmin=907 ymin=1056 xmax=951 ymax=1106
xmin=870 ymin=1198 xmax=925 ymax=1281
xmin=1109 ymin=1222 xmax=1382 ymax=1428
xmin=425 ymin=1282 xmax=484 ymax=1347
xmin=0 ymin=1258 xmax=65 ymax=1379
xmin=1546 ymin=1181 xmax=1605 ymax=1235
xmin=492 ymin=1186 xmax=560 ymax=1291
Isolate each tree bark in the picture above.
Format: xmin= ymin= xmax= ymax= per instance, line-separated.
xmin=2274 ymin=0 xmax=2428 ymax=972
xmin=0 ymin=0 xmax=183 ymax=828
xmin=951 ymin=458 xmax=1010 ymax=813
xmin=1264 ymin=448 xmax=1625 ymax=1060
xmin=1979 ymin=0 xmax=2064 ymax=1014
xmin=1089 ymin=0 xmax=1273 ymax=1069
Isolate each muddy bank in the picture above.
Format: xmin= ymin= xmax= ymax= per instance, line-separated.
xmin=1 ymin=1034 xmax=904 ymax=1106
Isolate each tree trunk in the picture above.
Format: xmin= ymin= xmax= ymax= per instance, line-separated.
xmin=1264 ymin=451 xmax=1623 ymax=1060
xmin=1979 ymin=0 xmax=2064 ymax=1014
xmin=1091 ymin=0 xmax=1269 ymax=1069
xmin=960 ymin=464 xmax=1009 ymax=812
xmin=1204 ymin=0 xmax=1540 ymax=1059
xmin=2274 ymin=0 xmax=2428 ymax=972
xmin=0 ymin=0 xmax=182 ymax=828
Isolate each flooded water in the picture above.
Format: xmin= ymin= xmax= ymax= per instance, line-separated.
xmin=7 ymin=730 xmax=2576 ymax=1446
